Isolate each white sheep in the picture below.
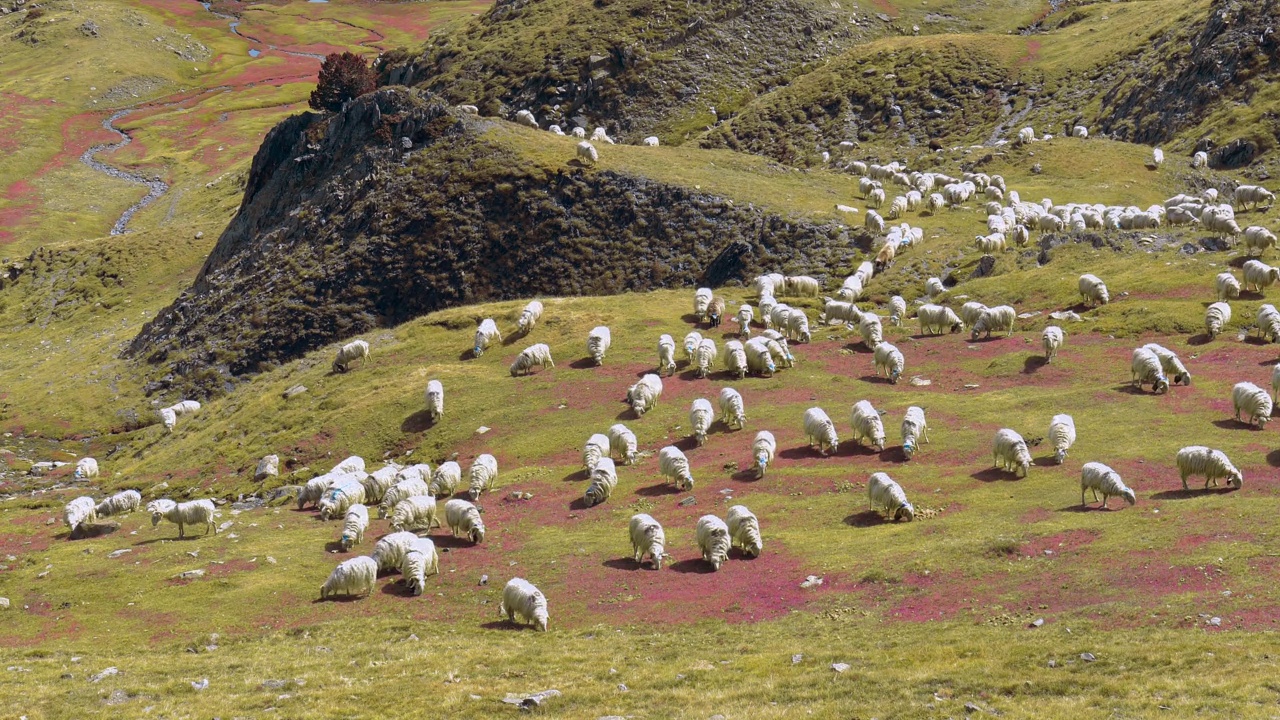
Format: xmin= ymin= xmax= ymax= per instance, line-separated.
xmin=318 ymin=477 xmax=366 ymax=521
xmin=444 ymin=498 xmax=486 ymax=543
xmin=627 ymin=374 xmax=663 ymax=417
xmin=148 ymin=499 xmax=216 ymax=539
xmin=696 ymin=515 xmax=731 ymax=571
xmin=319 ymin=556 xmax=377 ymax=600
xmin=515 ymin=109 xmax=538 ymax=127
xmin=642 ymin=136 xmax=659 ymax=146
xmin=371 ymin=530 xmax=419 ymax=573
xmin=865 ymin=209 xmax=885 ymax=233
xmin=585 ymin=457 xmax=617 ymax=507
xmin=868 ymin=472 xmax=915 ymax=521
xmin=510 ymin=343 xmax=554 ymax=376
xmin=95 ymin=489 xmax=142 ymax=518
xmin=1072 ymin=125 xmax=1088 ymax=139
xmin=429 ymin=461 xmax=463 ymax=498
xmin=888 ymin=296 xmax=907 ymax=327
xmin=924 ymin=277 xmax=945 ymax=299
xmin=64 ymin=496 xmax=97 ymax=535
xmin=975 ymin=233 xmax=1006 ymax=253
xmin=971 ymin=305 xmax=1016 ymax=339
xmin=517 ymin=300 xmax=544 ymax=334
xmin=591 ymin=126 xmax=614 ymax=144
xmin=1243 ymin=226 xmax=1279 ymax=255
xmin=332 ymin=340 xmax=370 ymax=373
xmin=1176 ymin=446 xmax=1242 ymax=490
xmin=1273 ymin=364 xmax=1280 ymax=403
xmin=74 ymin=457 xmax=99 ymax=479
xmin=899 ymin=406 xmax=929 ymax=460
xmin=1205 ymin=302 xmax=1231 ymax=339
xmin=1042 ymin=325 xmax=1064 ymax=362
xmin=822 ymin=297 xmax=862 ymax=325
xmin=959 ymin=301 xmax=987 ymax=328
xmin=169 ymin=400 xmax=201 ymax=416
xmin=803 ymin=407 xmax=840 ymax=455
xmin=768 ymin=303 xmax=792 ymax=334
xmin=837 ymin=275 xmax=864 ymax=302
xmin=1243 ymin=259 xmax=1280 ymax=292
xmin=850 ymin=400 xmax=886 ymax=452
xmin=992 ymin=429 xmax=1031 ymax=478
xmin=1150 ymin=147 xmax=1164 ymax=168
xmin=1232 ymin=381 xmax=1273 ymax=427
xmin=583 ymin=433 xmax=611 ymax=472
xmin=1080 ymin=462 xmax=1135 ymax=508
xmin=379 ymin=476 xmax=430 ymax=519
xmin=474 ymin=318 xmax=502 ymax=357
xmin=159 ymin=407 xmax=177 ymax=433
xmin=917 ymin=304 xmax=963 ymax=335
xmin=784 ymin=276 xmax=821 ymax=298
xmin=1078 ymin=273 xmax=1110 ymax=306
xmin=726 ymin=505 xmax=763 ymax=557
xmin=587 ymin=326 xmax=612 ymax=365
xmin=867 ymin=187 xmax=886 ymax=208
xmin=1234 ymin=185 xmax=1275 ymax=210
xmin=1048 ymin=414 xmax=1075 ymax=464
xmin=724 ymin=340 xmax=748 ymax=380
xmin=690 ymin=398 xmax=713 ymax=446
xmin=695 ymin=338 xmax=718 ymax=378
xmin=629 ymin=514 xmax=666 ymax=569
xmin=752 ymin=430 xmax=776 ymax=478
xmin=1017 ymin=127 xmax=1035 ymax=145
xmin=499 ymin=578 xmax=548 ymax=631
xmin=549 ymin=125 xmax=564 ymax=135
xmin=1130 ymin=347 xmax=1170 ymax=394
xmin=1142 ymin=343 xmax=1191 ymax=386
xmin=694 ymin=287 xmax=714 ymax=321
xmin=873 ymin=342 xmax=904 ymax=384
xmin=390 ymin=495 xmax=440 ymax=532
xmin=1258 ymin=304 xmax=1280 ymax=343
xmin=1192 ymin=151 xmax=1208 ymax=168
xmin=786 ymin=309 xmax=811 ymax=344
xmin=401 ymin=537 xmax=440 ymax=596
xmin=425 ymin=379 xmax=444 ymax=424
xmin=752 ymin=273 xmax=786 ymax=297
xmin=571 ymin=127 xmax=586 ymax=139
xmin=338 ymin=504 xmax=369 ymax=551
xmin=608 ymin=423 xmax=637 ymax=465
xmin=744 ymin=337 xmax=777 ymax=377
xmin=298 ymin=476 xmax=333 ymax=510
xmin=657 ymin=334 xmax=677 ymax=376
xmin=468 ymin=454 xmax=498 ymax=500
xmin=718 ymin=387 xmax=745 ymax=430
xmin=859 ymin=312 xmax=883 ymax=347
xmin=734 ymin=304 xmax=754 ymax=338
xmin=576 ymin=140 xmax=598 ymax=165
xmin=658 ymin=446 xmax=694 ymax=490
xmin=762 ymin=331 xmax=795 ymax=368
xmin=359 ymin=464 xmax=403 ymax=505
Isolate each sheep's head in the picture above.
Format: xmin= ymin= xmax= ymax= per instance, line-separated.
xmin=469 ymin=522 xmax=486 ymax=544
xmin=473 ymin=344 xmax=484 ymax=358
xmin=895 ymin=503 xmax=916 ymax=522
xmin=1174 ymin=372 xmax=1192 ymax=386
xmin=950 ymin=321 xmax=963 ymax=334
xmin=1229 ymin=471 xmax=1244 ymax=489
xmin=800 ymin=330 xmax=811 ymax=344
xmin=872 ymin=433 xmax=886 ymax=452
xmin=889 ymin=370 xmax=900 ymax=384
xmin=1154 ymin=377 xmax=1170 ymax=394
xmin=533 ymin=607 xmax=549 ymax=632
xmin=755 ymin=453 xmax=769 ymax=475
xmin=1121 ymin=488 xmax=1137 ymax=506
xmin=1016 ymin=459 xmax=1030 ymax=478
xmin=970 ymin=326 xmax=982 ymax=341
xmin=583 ymin=488 xmax=600 ymax=507
xmin=678 ymin=473 xmax=695 ymax=491
xmin=509 ymin=364 xmax=520 ymax=377
xmin=340 ymin=533 xmax=355 ymax=551
xmin=1055 ymin=448 xmax=1068 ymax=464
xmin=902 ymin=441 xmax=915 ymax=460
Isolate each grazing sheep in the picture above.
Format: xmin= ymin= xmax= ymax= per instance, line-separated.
xmin=1043 ymin=325 xmax=1064 ymax=362
xmin=95 ymin=489 xmax=142 ymax=518
xmin=1176 ymin=446 xmax=1243 ymax=490
xmin=583 ymin=433 xmax=611 ymax=472
xmin=608 ymin=424 xmax=638 ymax=465
xmin=867 ymin=187 xmax=886 ymax=208
xmin=803 ymin=407 xmax=840 ymax=455
xmin=762 ymin=331 xmax=796 ymax=368
xmin=888 ymin=195 xmax=908 ymax=220
xmin=576 ymin=140 xmax=598 ymax=165
xmin=900 ymin=406 xmax=929 ymax=460
xmin=734 ymin=304 xmax=754 ymax=338
xmin=339 ymin=504 xmax=369 ymax=551
xmin=744 ymin=337 xmax=777 ymax=376
xmin=724 ymin=340 xmax=748 ymax=380
xmin=1205 ymin=302 xmax=1231 ymax=339
xmin=1234 ymin=185 xmax=1276 ymax=210
xmin=718 ymin=387 xmax=745 ymax=430
xmin=318 ymin=477 xmax=366 ymax=521
xmin=254 ymin=455 xmax=279 ymax=482
xmin=379 ymin=476 xmax=430 ymax=519
xmin=865 ymin=209 xmax=885 ymax=233
xmin=694 ymin=287 xmax=714 ymax=321
xmin=971 ymin=305 xmax=1016 ymax=339
xmin=658 ymin=446 xmax=694 ymax=490
xmin=690 ymin=398 xmax=714 ymax=446
xmin=1073 ymin=125 xmax=1088 ymax=139
xmin=960 ymin=301 xmax=988 ymax=328
xmin=768 ymin=303 xmax=792 ymax=334
xmin=1258 ymin=304 xmax=1280 ymax=343
xmin=401 ymin=537 xmax=440 ymax=596
xmin=360 ymin=464 xmax=403 ymax=505
xmin=298 ymin=476 xmax=333 ymax=511
xmin=627 ymin=374 xmax=664 ymax=417
xmin=429 ymin=461 xmax=463 ymax=498
xmin=468 ymin=454 xmax=498 ymax=501
xmin=148 ymin=499 xmax=216 ymax=539
xmin=753 ymin=273 xmax=786 ymax=298
xmin=1192 ymin=150 xmax=1208 ymax=168
xmin=850 ymin=400 xmax=886 ymax=451
xmin=510 ymin=343 xmax=555 ymax=376
xmin=837 ymin=274 xmax=864 ymax=302
xmin=975 ymin=233 xmax=1007 ymax=253
xmin=1244 ymin=226 xmax=1279 ymax=255
xmin=695 ymin=338 xmax=718 ymax=378
xmin=925 ymin=277 xmax=945 ymax=299
xmin=822 ymin=297 xmax=863 ymax=325
xmin=444 ymin=498 xmax=486 ymax=543
xmin=372 ymin=531 xmax=419 ymax=573
xmin=875 ymin=238 xmax=899 ymax=269
xmin=1150 ymin=147 xmax=1164 ymax=168
xmin=868 ymin=472 xmax=915 ymax=521
xmin=1243 ymin=259 xmax=1280 ymax=292
xmin=591 ymin=126 xmax=614 ymax=144
xmin=682 ymin=331 xmax=705 ymax=365
xmin=917 ymin=304 xmax=963 ymax=335
xmin=571 ymin=127 xmax=586 ymax=139
xmin=319 ymin=556 xmax=377 ymax=600
xmin=74 ymin=457 xmax=99 ymax=479
xmin=169 ymin=400 xmax=201 ymax=416
xmin=332 ymin=340 xmax=370 ymax=373
xmin=1078 ymin=274 xmax=1110 ymax=306
xmin=873 ymin=342 xmax=904 ymax=384
xmin=425 ymin=380 xmax=444 ymax=424
xmin=1142 ymin=343 xmax=1191 ymax=386
xmin=1048 ymin=414 xmax=1076 ymax=464
xmin=642 ymin=136 xmax=659 ymax=146
xmin=629 ymin=514 xmax=666 ymax=569
xmin=499 ymin=578 xmax=549 ymax=631
xmin=1130 ymin=347 xmax=1170 ymax=394
xmin=696 ymin=515 xmax=731 ymax=570
xmin=726 ymin=505 xmax=763 ymax=557
xmin=1232 ymin=381 xmax=1273 ymax=427
xmin=889 ymin=296 xmax=907 ymax=327
xmin=786 ymin=309 xmax=812 ymax=344
xmin=390 ymin=495 xmax=440 ymax=532
xmin=1080 ymin=463 xmax=1135 ymax=508
xmin=992 ymin=429 xmax=1031 ymax=478
xmin=159 ymin=407 xmax=177 ymax=432
xmin=785 ymin=276 xmax=821 ymax=298
xmin=1017 ymin=126 xmax=1035 ymax=145
xmin=64 ymin=496 xmax=97 ymax=535
xmin=549 ymin=125 xmax=564 ymax=135
xmin=859 ymin=312 xmax=884 ymax=347
xmin=587 ymin=326 xmax=612 ymax=365
xmin=515 ymin=109 xmax=538 ymax=127
xmin=708 ymin=296 xmax=726 ymax=327
xmin=752 ymin=430 xmax=776 ymax=478
xmin=517 ymin=300 xmax=544 ymax=334
xmin=657 ymin=334 xmax=677 ymax=376
xmin=758 ymin=294 xmax=778 ymax=327
xmin=474 ymin=318 xmax=502 ymax=357
xmin=585 ymin=457 xmax=618 ymax=507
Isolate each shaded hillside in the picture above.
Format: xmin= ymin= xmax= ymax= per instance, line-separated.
xmin=128 ymin=88 xmax=856 ymax=396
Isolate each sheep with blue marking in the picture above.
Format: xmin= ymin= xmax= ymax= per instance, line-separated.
xmin=474 ymin=318 xmax=502 ymax=357
xmin=753 ymin=430 xmax=776 ymax=478
xmin=900 ymin=406 xmax=929 ymax=460
xmin=868 ymin=472 xmax=914 ymax=521
xmin=873 ymin=342 xmax=904 ymax=384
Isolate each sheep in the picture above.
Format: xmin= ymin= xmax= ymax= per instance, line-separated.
xmin=369 ymin=531 xmax=417 ymax=573
xmin=868 ymin=472 xmax=915 ymax=521
xmin=899 ymin=406 xmax=930 ymax=460
xmin=781 ymin=308 xmax=809 ymax=344
xmin=517 ymin=300 xmax=544 ymax=334
xmin=724 ymin=340 xmax=748 ymax=380
xmin=64 ymin=496 xmax=97 ymax=536
xmin=1017 ymin=126 xmax=1035 ymax=145
xmin=865 ymin=209 xmax=885 ymax=233
xmin=873 ymin=342 xmax=904 ymax=384
xmin=298 ymin=476 xmax=332 ymax=510
xmin=1232 ymin=381 xmax=1273 ymax=428
xmin=752 ymin=273 xmax=786 ymax=298
xmin=975 ymin=233 xmax=1006 ymax=253
xmin=695 ymin=338 xmax=718 ymax=378
xmin=888 ymin=296 xmax=907 ymax=327
xmin=339 ymin=504 xmax=369 ymax=551
xmin=1078 ymin=274 xmax=1110 ymax=306
xmin=1080 ymin=463 xmax=1135 ymax=508
xmin=401 ymin=537 xmax=440 ymax=596
xmin=690 ymin=398 xmax=714 ymax=446
xmin=169 ymin=400 xmax=201 ymax=416
xmin=571 ymin=126 xmax=587 ymax=139
xmin=1072 ymin=125 xmax=1088 ymax=139
xmin=576 ymin=140 xmax=599 ymax=165
xmin=429 ymin=461 xmax=463 ymax=498
xmin=587 ymin=326 xmax=612 ymax=365
xmin=1142 ymin=343 xmax=1191 ymax=386
xmin=95 ymin=489 xmax=142 ymax=518
xmin=1216 ymin=272 xmax=1241 ymax=300
xmin=683 ymin=330 xmax=704 ymax=362
xmin=917 ymin=304 xmax=963 ymax=335
xmin=591 ymin=126 xmax=614 ymax=144
xmin=1244 ymin=226 xmax=1279 ymax=255
xmin=926 ymin=192 xmax=946 ymax=213
xmin=924 ymin=278 xmax=946 ymax=299
xmin=1030 ymin=326 xmax=1062 ymax=366
xmin=822 ymin=298 xmax=862 ymax=325
xmin=510 ymin=343 xmax=554 ymax=376
xmin=1234 ymin=185 xmax=1275 ymax=210
xmin=696 ymin=515 xmax=731 ymax=571
xmin=723 ymin=505 xmax=763 ymax=557
xmin=499 ymin=578 xmax=549 ymax=631
xmin=740 ymin=337 xmax=775 ymax=377
xmin=867 ymin=187 xmax=886 ymax=208
xmin=74 ymin=457 xmax=99 ymax=479
xmin=960 ymin=301 xmax=988 ymax=328
xmin=888 ymin=195 xmax=908 ymax=220
xmin=751 ymin=430 xmax=777 ymax=479
xmin=1176 ymin=446 xmax=1243 ymax=490
xmin=642 ymin=136 xmax=659 ymax=146
xmin=859 ymin=312 xmax=884 ymax=347
xmin=694 ymin=287 xmax=713 ymax=321
xmin=1205 ymin=302 xmax=1231 ymax=339
xmin=319 ymin=556 xmax=378 ymax=600
xmin=583 ymin=433 xmax=611 ymax=472
xmin=1149 ymin=147 xmax=1164 ymax=168
xmin=718 ymin=387 xmax=745 ymax=430
xmin=658 ymin=446 xmax=694 ymax=490
xmin=655 ymin=334 xmax=677 ymax=376
xmin=474 ymin=318 xmax=502 ymax=357
xmin=1258 ymin=304 xmax=1280 ymax=343
xmin=803 ymin=407 xmax=840 ymax=455
xmin=1273 ymin=363 xmax=1280 ymax=403
xmin=1192 ymin=150 xmax=1208 ymax=168
xmin=148 ymin=499 xmax=216 ymax=539
xmin=629 ymin=514 xmax=666 ymax=569
xmin=360 ymin=464 xmax=403 ymax=505
xmin=515 ymin=109 xmax=538 ymax=127
xmin=971 ymin=305 xmax=1016 ymax=339
xmin=159 ymin=407 xmax=177 ymax=433
xmin=318 ymin=477 xmax=366 ymax=521
xmin=785 ymin=276 xmax=821 ymax=298
xmin=1048 ymin=414 xmax=1076 ymax=464
xmin=768 ymin=303 xmax=792 ymax=333
xmin=761 ymin=332 xmax=794 ymax=370
xmin=1130 ymin=347 xmax=1170 ymax=394
xmin=734 ymin=305 xmax=754 ymax=338
xmin=444 ymin=498 xmax=486 ymax=543
xmin=332 ymin=340 xmax=370 ymax=373
xmin=850 ymin=400 xmax=886 ymax=452
xmin=708 ymin=296 xmax=726 ymax=327
xmin=627 ymin=374 xmax=663 ymax=417
xmin=468 ymin=454 xmax=498 ymax=501
xmin=992 ymin=429 xmax=1032 ymax=477
xmin=379 ymin=476 xmax=430 ymax=519
xmin=875 ymin=238 xmax=899 ymax=271
xmin=585 ymin=457 xmax=618 ymax=507
xmin=425 ymin=379 xmax=444 ymax=424
xmin=390 ymin=495 xmax=440 ymax=532
xmin=549 ymin=125 xmax=564 ymax=135
xmin=608 ymin=424 xmax=638 ymax=465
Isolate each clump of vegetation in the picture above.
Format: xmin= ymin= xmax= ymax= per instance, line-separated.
xmin=310 ymin=52 xmax=376 ymax=113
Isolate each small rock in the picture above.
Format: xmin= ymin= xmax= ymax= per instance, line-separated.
xmin=176 ymin=569 xmax=205 ymax=580
xmin=678 ymin=496 xmax=696 ymax=507
xmin=831 ymin=662 xmax=850 ymax=673
xmin=963 ymin=383 xmax=980 ymax=389
xmin=616 ymin=683 xmax=628 ymax=692
xmin=191 ymin=678 xmax=208 ymax=691
xmin=1047 ymin=660 xmax=1056 ymax=668
xmin=792 ymin=654 xmax=803 ymax=664
xmin=107 ymin=549 xmax=132 ymax=559
xmin=476 ymin=426 xmax=490 ymax=434
xmin=908 ymin=376 xmax=931 ymax=386
xmin=0 ymin=598 xmax=9 ymax=610
xmin=90 ymin=667 xmax=119 ymax=683
xmin=1209 ymin=616 xmax=1222 ymax=626
xmin=800 ymin=575 xmax=823 ymax=588
xmin=479 ymin=574 xmax=489 ymax=586
xmin=1030 ymin=619 xmax=1044 ymax=628
xmin=282 ymin=385 xmax=307 ymax=399
xmin=1016 ymin=311 xmax=1041 ymax=319
xmin=266 ymin=556 xmax=277 ymax=565
xmin=964 ymin=701 xmax=983 ymax=713
xmin=217 ymin=521 xmax=234 ymax=533
xmin=1080 ymin=652 xmax=1096 ymax=662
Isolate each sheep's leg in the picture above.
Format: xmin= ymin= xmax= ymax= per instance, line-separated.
xmin=177 ymin=522 xmax=185 ymax=539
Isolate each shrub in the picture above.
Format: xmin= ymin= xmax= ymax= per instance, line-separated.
xmin=309 ymin=52 xmax=376 ymax=113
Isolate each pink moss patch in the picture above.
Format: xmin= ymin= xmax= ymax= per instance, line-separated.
xmin=1021 ymin=529 xmax=1099 ymax=558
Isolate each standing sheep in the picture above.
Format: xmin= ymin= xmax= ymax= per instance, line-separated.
xmin=1073 ymin=125 xmax=1088 ymax=139
xmin=64 ymin=496 xmax=98 ymax=536
xmin=391 ymin=495 xmax=440 ymax=532
xmin=148 ymin=499 xmax=216 ymax=539
xmin=1080 ymin=463 xmax=1136 ymax=508
xmin=1150 ymin=147 xmax=1164 ymax=168
xmin=1205 ymin=302 xmax=1231 ymax=339
xmin=900 ymin=406 xmax=929 ymax=460
xmin=576 ymin=140 xmax=598 ymax=165
xmin=1244 ymin=226 xmax=1279 ymax=255
xmin=339 ymin=504 xmax=369 ymax=551
xmin=1258 ymin=304 xmax=1280 ymax=343
xmin=925 ymin=277 xmax=945 ymax=298
xmin=585 ymin=457 xmax=618 ymax=507
xmin=744 ymin=337 xmax=777 ymax=377
xmin=708 ymin=296 xmax=726 ymax=327
xmin=1273 ymin=363 xmax=1280 ymax=403
xmin=960 ymin=301 xmax=988 ymax=328
xmin=690 ymin=398 xmax=714 ymax=446
xmin=425 ymin=380 xmax=444 ymax=424
xmin=803 ymin=407 xmax=840 ymax=455
xmin=627 ymin=374 xmax=664 ymax=417
xmin=468 ymin=454 xmax=498 ymax=500
xmin=724 ymin=340 xmax=748 ymax=379
xmin=401 ymin=538 xmax=441 ymax=596
xmin=850 ymin=400 xmax=886 ymax=452
xmin=499 ymin=578 xmax=549 ymax=631
xmin=1142 ymin=343 xmax=1191 ymax=385
xmin=683 ymin=331 xmax=703 ymax=364
xmin=95 ymin=489 xmax=142 ymax=518
xmin=1243 ymin=260 xmax=1280 ymax=292
xmin=971 ymin=306 xmax=1016 ymax=339
xmin=1049 ymin=414 xmax=1076 ymax=464
xmin=868 ymin=472 xmax=915 ymax=521
xmin=917 ymin=304 xmax=963 ymax=335
xmin=752 ymin=430 xmax=776 ymax=478
xmin=1043 ymin=326 xmax=1064 ymax=362
xmin=608 ymin=423 xmax=638 ymax=465
xmin=1192 ymin=150 xmax=1209 ymax=168
xmin=587 ymin=326 xmax=612 ymax=366
xmin=696 ymin=515 xmax=731 ymax=571
xmin=694 ymin=287 xmax=714 ymax=321
xmin=735 ymin=304 xmax=754 ymax=338
xmin=726 ymin=505 xmax=763 ymax=557
xmin=873 ymin=342 xmax=905 ymax=384
xmin=474 ymin=318 xmax=502 ymax=357
xmin=657 ymin=334 xmax=677 ymax=376
xmin=510 ymin=343 xmax=555 ymax=376
xmin=992 ymin=429 xmax=1031 ymax=478
xmin=517 ymin=301 xmax=544 ymax=335
xmin=444 ymin=498 xmax=486 ymax=543
xmin=371 ymin=531 xmax=418 ymax=573
xmin=360 ymin=464 xmax=403 ymax=505
xmin=859 ymin=313 xmax=884 ymax=348
xmin=628 ymin=514 xmax=666 ymax=569
xmin=1130 ymin=347 xmax=1170 ymax=394
xmin=658 ymin=446 xmax=694 ymax=490
xmin=1232 ymin=381 xmax=1273 ymax=427
xmin=695 ymin=338 xmax=718 ymax=379
xmin=583 ymin=433 xmax=611 ymax=472
xmin=889 ymin=296 xmax=907 ymax=327
xmin=379 ymin=475 xmax=430 ymax=519
xmin=332 ymin=340 xmax=370 ymax=373
xmin=318 ymin=477 xmax=366 ymax=521
xmin=429 ymin=461 xmax=463 ymax=498
xmin=74 ymin=457 xmax=99 ymax=479
xmin=319 ymin=556 xmax=377 ymax=600
xmin=1176 ymin=446 xmax=1242 ymax=490
xmin=1078 ymin=274 xmax=1110 ymax=306
xmin=718 ymin=387 xmax=745 ymax=430
xmin=786 ymin=309 xmax=811 ymax=344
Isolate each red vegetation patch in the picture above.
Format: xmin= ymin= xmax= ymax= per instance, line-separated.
xmin=881 ymin=571 xmax=984 ymax=622
xmin=1021 ymin=529 xmax=1099 ymax=558
xmin=1019 ymin=39 xmax=1042 ymax=65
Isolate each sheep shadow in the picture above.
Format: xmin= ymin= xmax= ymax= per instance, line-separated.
xmin=1113 ymin=384 xmax=1155 ymax=395
xmin=1243 ymin=335 xmax=1273 ymax=347
xmin=669 ymin=558 xmax=717 ymax=575
xmin=323 ymin=540 xmax=348 ymax=553
xmin=681 ymin=313 xmax=704 ymax=325
xmin=731 ymin=468 xmax=761 ymax=482
xmin=567 ymin=497 xmax=595 ymax=511
xmin=635 ymin=482 xmax=679 ymax=497
xmin=431 ymin=535 xmax=474 ymax=549
xmin=1032 ymin=455 xmax=1063 ymax=468
xmin=1149 ymin=488 xmax=1238 ymax=501
xmin=379 ymin=579 xmax=420 ymax=598
xmin=844 ymin=510 xmax=886 ymax=527
xmin=313 ymin=594 xmax=369 ymax=604
xmin=480 ymin=620 xmax=539 ymax=631
xmin=859 ymin=374 xmax=893 ymax=385
xmin=562 ymin=469 xmax=590 ymax=482
xmin=884 ymin=446 xmax=910 ymax=462
xmin=603 ymin=557 xmax=653 ymax=572
xmin=969 ymin=335 xmax=1008 ymax=343
xmin=401 ymin=410 xmax=437 ymax=434
xmin=1054 ymin=504 xmax=1097 ymax=513
xmin=1187 ymin=333 xmax=1215 ymax=347
xmin=843 ymin=343 xmax=874 ymax=354
xmin=679 ymin=369 xmax=708 ymax=381
xmin=67 ymin=523 xmax=120 ymax=540
xmin=501 ymin=332 xmax=523 ymax=347
xmin=778 ymin=446 xmax=829 ymax=460
xmin=971 ymin=467 xmax=1018 ymax=482
xmin=1022 ymin=356 xmax=1048 ymax=374
xmin=834 ymin=442 xmax=881 ymax=458
xmin=133 ymin=534 xmax=200 ymax=545
xmin=672 ymin=436 xmax=700 ymax=452
xmin=569 ymin=357 xmax=601 ymax=370
xmin=457 ymin=349 xmax=477 ymax=362
xmin=615 ymin=407 xmax=641 ymax=421
xmin=1211 ymin=418 xmax=1255 ymax=430
xmin=1266 ymin=449 xmax=1280 ymax=468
